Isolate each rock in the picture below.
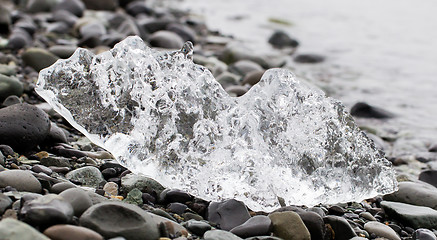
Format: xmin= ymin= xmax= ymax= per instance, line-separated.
xmin=103 ymin=181 xmax=118 ymax=196
xmin=0 ymin=218 xmax=50 ymax=240
xmin=294 ymin=54 xmax=325 ymax=63
xmin=44 ymin=224 xmax=104 ymax=240
xmin=80 ymin=22 xmax=106 ymax=39
xmin=80 ymin=201 xmax=160 ymax=240
xmin=269 ymin=211 xmax=310 ymax=240
xmin=383 ymin=181 xmax=437 ymax=210
xmin=26 ymin=0 xmax=56 ymax=13
xmin=413 ymin=228 xmax=437 ymax=240
xmin=81 ymin=0 xmax=118 ymax=11
xmin=364 ymin=221 xmax=401 ymax=240
xmin=125 ymin=1 xmax=153 ymax=16
xmin=0 ymin=64 xmax=16 ymax=76
xmin=208 ymin=199 xmax=251 ymax=231
xmin=20 ymin=194 xmax=74 ymax=230
xmin=139 ymin=19 xmax=173 ymax=34
xmin=0 ymin=74 xmax=23 ymax=101
xmin=148 ymin=30 xmax=184 ymax=49
xmin=46 ymin=122 xmax=68 ymax=144
xmin=41 ymin=156 xmax=71 ymax=168
xmin=360 ymin=211 xmax=377 ymax=221
xmin=21 ymin=48 xmax=59 ymax=72
xmin=184 ymin=220 xmax=211 ymax=236
xmin=216 ymin=72 xmax=240 ymax=88
xmin=0 ymin=103 xmax=51 ymax=151
xmin=230 ymin=215 xmax=272 ymax=238
xmin=228 ymin=60 xmax=264 ymax=77
xmin=268 ymin=30 xmax=299 ymax=48
xmin=219 ymin=43 xmax=270 ymax=68
xmin=46 ymin=22 xmax=70 ymax=34
xmin=31 ymin=164 xmax=53 ymax=175
xmin=323 ymin=215 xmax=357 ymax=240
xmin=48 ymin=45 xmax=77 ymax=59
xmin=0 ymin=193 xmax=12 ymax=214
xmin=121 ymin=173 xmax=165 ymax=196
xmin=419 ymin=170 xmax=437 ymax=188
xmin=66 ymin=166 xmax=105 ymax=188
xmin=204 ymin=229 xmax=243 ymax=240
xmin=53 ymin=0 xmax=85 ymax=17
xmin=150 ymin=213 xmax=188 ymax=237
xmin=50 ymin=181 xmax=77 ymax=194
xmin=162 ymin=189 xmax=192 ymax=203
xmin=167 ymin=202 xmax=187 ymax=214
xmin=7 ymin=28 xmax=32 ymax=49
xmin=0 ymin=6 xmax=11 ymax=34
xmin=52 ymin=10 xmax=78 ymax=27
xmin=0 ymin=170 xmax=42 ymax=193
xmin=0 ymin=151 xmax=4 ymax=166
xmin=381 ymin=201 xmax=437 ymax=229
xmin=225 ymin=85 xmax=249 ymax=97
xmin=124 ymin=188 xmax=143 ymax=205
xmin=166 ymin=23 xmax=197 ymax=43
xmin=59 ymin=188 xmax=93 ymax=217
xmin=328 ymin=205 xmax=345 ymax=216
xmin=101 ymin=168 xmax=117 ymax=179
xmin=430 ymin=144 xmax=437 ymax=153
xmin=297 ymin=211 xmax=325 ymax=240
xmin=2 ymin=95 xmax=22 ymax=107
xmin=242 ymin=70 xmax=265 ymax=85
xmin=350 ymin=102 xmax=394 ymax=119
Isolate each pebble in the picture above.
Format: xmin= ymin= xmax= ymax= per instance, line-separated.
xmin=47 ymin=122 xmax=68 ymax=144
xmin=41 ymin=156 xmax=71 ymax=168
xmin=360 ymin=211 xmax=377 ymax=221
xmin=21 ymin=48 xmax=59 ymax=72
xmin=26 ymin=0 xmax=56 ymax=13
xmin=125 ymin=1 xmax=153 ymax=16
xmin=31 ymin=164 xmax=53 ymax=175
xmin=0 ymin=6 xmax=11 ymax=34
xmin=53 ymin=0 xmax=85 ymax=17
xmin=0 ymin=74 xmax=23 ymax=102
xmin=52 ymin=10 xmax=78 ymax=27
xmin=350 ymin=102 xmax=394 ymax=119
xmin=184 ymin=220 xmax=212 ymax=236
xmin=328 ymin=205 xmax=345 ymax=216
xmin=364 ymin=221 xmax=401 ymax=240
xmin=0 ymin=218 xmax=50 ymax=240
xmin=268 ymin=211 xmax=310 ymax=240
xmin=419 ymin=170 xmax=437 ymax=188
xmin=48 ymin=45 xmax=77 ymax=59
xmin=230 ymin=215 xmax=272 ymax=238
xmin=294 ymin=54 xmax=325 ymax=63
xmin=167 ymin=202 xmax=188 ymax=214
xmin=208 ymin=199 xmax=251 ymax=231
xmin=383 ymin=181 xmax=437 ymax=210
xmin=167 ymin=23 xmax=197 ymax=43
xmin=225 ymin=85 xmax=249 ymax=96
xmin=228 ymin=60 xmax=264 ymax=77
xmin=124 ymin=188 xmax=143 ymax=205
xmin=381 ymin=201 xmax=437 ymax=229
xmin=0 ymin=64 xmax=16 ymax=76
xmin=7 ymin=28 xmax=33 ymax=49
xmin=121 ymin=173 xmax=165 ymax=196
xmin=268 ymin=30 xmax=299 ymax=49
xmin=80 ymin=201 xmax=160 ymax=240
xmin=50 ymin=181 xmax=77 ymax=194
xmin=297 ymin=211 xmax=325 ymax=240
xmin=59 ymin=188 xmax=93 ymax=217
xmin=149 ymin=30 xmax=185 ymax=49
xmin=162 ymin=188 xmax=192 ymax=203
xmin=0 ymin=169 xmax=42 ymax=193
xmin=216 ymin=72 xmax=240 ymax=88
xmin=20 ymin=194 xmax=74 ymax=230
xmin=65 ymin=166 xmax=105 ymax=188
xmin=2 ymin=95 xmax=21 ymax=107
xmin=242 ymin=70 xmax=265 ymax=85
xmin=43 ymin=224 xmax=104 ymax=240
xmin=323 ymin=215 xmax=357 ymax=240
xmin=0 ymin=192 xmax=12 ymax=214
xmin=204 ymin=229 xmax=243 ymax=240
xmin=413 ymin=228 xmax=437 ymax=240
xmin=103 ymin=181 xmax=119 ymax=196
xmin=81 ymin=0 xmax=118 ymax=11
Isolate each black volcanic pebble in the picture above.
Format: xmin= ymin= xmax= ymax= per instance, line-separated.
xmin=268 ymin=30 xmax=299 ymax=48
xmin=350 ymin=102 xmax=394 ymax=119
xmin=328 ymin=205 xmax=345 ymax=216
xmin=101 ymin=168 xmax=118 ymax=179
xmin=0 ymin=103 xmax=51 ymax=152
xmin=162 ymin=189 xmax=193 ymax=203
xmin=207 ymin=199 xmax=251 ymax=231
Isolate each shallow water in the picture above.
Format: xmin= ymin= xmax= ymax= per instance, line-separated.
xmin=175 ymin=0 xmax=437 ymax=157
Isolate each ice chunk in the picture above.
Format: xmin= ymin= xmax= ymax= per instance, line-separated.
xmin=36 ymin=36 xmax=397 ymax=211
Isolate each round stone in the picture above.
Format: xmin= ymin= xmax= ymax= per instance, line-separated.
xmin=230 ymin=215 xmax=272 ymax=238
xmin=50 ymin=182 xmax=77 ymax=194
xmin=0 ymin=193 xmax=12 ymax=214
xmin=66 ymin=166 xmax=105 ymax=188
xmin=59 ymin=188 xmax=93 ymax=217
xmin=0 ymin=73 xmax=23 ymax=101
xmin=413 ymin=228 xmax=437 ymax=240
xmin=184 ymin=219 xmax=212 ymax=236
xmin=269 ymin=211 xmax=310 ymax=240
xmin=364 ymin=221 xmax=401 ymax=240
xmin=0 ymin=170 xmax=42 ymax=193
xmin=207 ymin=199 xmax=251 ymax=231
xmin=0 ymin=218 xmax=49 ymax=240
xmin=148 ymin=30 xmax=184 ymax=49
xmin=79 ymin=201 xmax=160 ymax=240
xmin=43 ymin=224 xmax=104 ymax=240
xmin=204 ymin=229 xmax=242 ymax=240
xmin=21 ymin=48 xmax=59 ymax=72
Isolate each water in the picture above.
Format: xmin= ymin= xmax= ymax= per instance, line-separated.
xmin=175 ymin=0 xmax=437 ymax=157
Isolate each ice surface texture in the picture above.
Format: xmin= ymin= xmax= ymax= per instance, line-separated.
xmin=36 ymin=36 xmax=397 ymax=211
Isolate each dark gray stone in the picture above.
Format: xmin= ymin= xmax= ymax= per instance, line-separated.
xmin=46 ymin=122 xmax=68 ymax=144
xmin=53 ymin=0 xmax=85 ymax=17
xmin=228 ymin=60 xmax=263 ymax=77
xmin=81 ymin=0 xmax=118 ymax=11
xmin=50 ymin=181 xmax=77 ymax=194
xmin=7 ymin=28 xmax=33 ymax=49
xmin=364 ymin=221 xmax=401 ymax=240
xmin=22 ymin=48 xmax=59 ymax=72
xmin=413 ymin=228 xmax=437 ymax=240
xmin=328 ymin=205 xmax=345 ymax=216
xmin=184 ymin=219 xmax=211 ymax=236
xmin=0 ymin=6 xmax=11 ymax=34
xmin=0 ymin=74 xmax=23 ymax=102
xmin=0 ymin=218 xmax=50 ymax=240
xmin=125 ymin=1 xmax=153 ymax=16
xmin=383 ymin=181 xmax=437 ymax=210
xmin=148 ymin=30 xmax=184 ymax=49
xmin=80 ymin=22 xmax=106 ymax=39
xmin=41 ymin=156 xmax=71 ymax=168
xmin=0 ymin=193 xmax=12 ymax=214
xmin=268 ymin=30 xmax=299 ymax=49
xmin=20 ymin=194 xmax=74 ymax=230
xmin=230 ymin=215 xmax=272 ymax=238
xmin=294 ymin=54 xmax=325 ymax=64
xmin=351 ymin=102 xmax=394 ymax=119
xmin=381 ymin=201 xmax=437 ymax=229
xmin=2 ymin=95 xmax=21 ymax=107
xmin=324 ymin=215 xmax=357 ymax=240
xmin=59 ymin=188 xmax=93 ymax=217
xmin=166 ymin=23 xmax=197 ymax=43
xmin=419 ymin=170 xmax=437 ymax=188
xmin=79 ymin=201 xmax=160 ymax=240
xmin=162 ymin=188 xmax=192 ymax=203
xmin=43 ymin=224 xmax=104 ymax=240
xmin=204 ymin=229 xmax=242 ymax=240
xmin=0 ymin=169 xmax=42 ymax=193
xmin=208 ymin=199 xmax=251 ymax=231
xmin=242 ymin=70 xmax=265 ymax=85
xmin=31 ymin=164 xmax=53 ymax=175
xmin=167 ymin=202 xmax=187 ymax=215
xmin=298 ymin=211 xmax=325 ymax=240
xmin=52 ymin=10 xmax=78 ymax=27
xmin=26 ymin=0 xmax=56 ymax=13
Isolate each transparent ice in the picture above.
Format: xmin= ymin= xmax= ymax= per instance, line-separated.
xmin=36 ymin=36 xmax=397 ymax=211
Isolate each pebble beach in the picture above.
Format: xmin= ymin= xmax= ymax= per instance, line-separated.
xmin=1 ymin=0 xmax=437 ymax=240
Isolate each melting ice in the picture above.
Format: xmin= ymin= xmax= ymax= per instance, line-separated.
xmin=36 ymin=36 xmax=397 ymax=211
